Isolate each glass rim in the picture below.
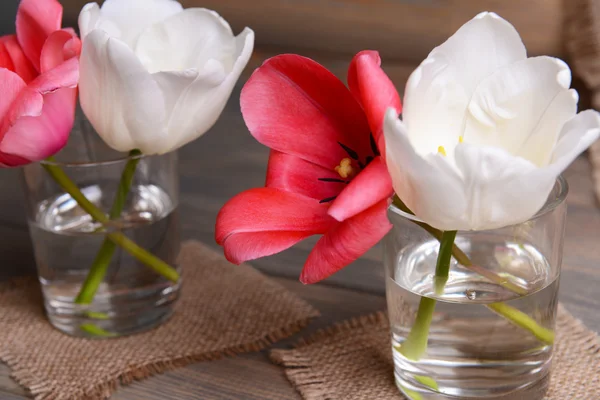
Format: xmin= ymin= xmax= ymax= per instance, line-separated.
xmin=39 ymin=152 xmax=147 ymax=168
xmin=388 ymin=175 xmax=569 ymax=225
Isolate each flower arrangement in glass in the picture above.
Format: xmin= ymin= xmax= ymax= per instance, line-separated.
xmin=217 ymin=12 xmax=600 ymax=400
xmin=3 ymin=0 xmax=254 ymax=338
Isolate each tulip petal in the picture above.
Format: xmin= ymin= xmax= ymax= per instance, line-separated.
xmin=453 ymin=143 xmax=544 ymax=231
xmin=222 ymin=231 xmax=312 ymax=265
xmin=328 ymin=156 xmax=393 ymax=222
xmin=135 ymin=8 xmax=235 ymax=74
xmin=80 ymin=0 xmax=183 ymax=48
xmin=16 ymin=0 xmax=63 ymax=71
xmin=403 ymin=12 xmax=526 ymax=155
xmin=464 ymin=57 xmax=574 ymax=161
xmin=517 ymin=89 xmax=578 ymax=167
xmin=300 ymin=200 xmax=391 ymax=284
xmin=348 ymin=50 xmax=402 ymax=154
xmin=0 ymin=88 xmax=76 ymax=165
xmin=215 ymin=187 xmax=333 ymax=245
xmin=384 ymin=108 xmax=467 ymax=230
xmin=241 ymin=54 xmax=372 ymax=169
xmin=40 ymin=30 xmax=81 ymax=73
xmin=266 ymin=150 xmax=346 ymax=201
xmin=0 ymin=35 xmax=37 ymax=83
xmin=162 ymin=28 xmax=255 ymax=153
xmin=549 ymin=110 xmax=600 ymax=171
xmin=78 ymin=29 xmax=167 ymax=153
xmin=0 ymin=69 xmax=27 ymax=136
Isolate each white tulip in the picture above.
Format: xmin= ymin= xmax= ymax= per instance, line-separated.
xmin=384 ymin=12 xmax=600 ymax=231
xmin=78 ymin=0 xmax=254 ymax=155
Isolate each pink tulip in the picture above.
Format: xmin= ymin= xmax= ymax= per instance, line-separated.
xmin=0 ymin=0 xmax=80 ymax=167
xmin=216 ymin=51 xmax=402 ymax=283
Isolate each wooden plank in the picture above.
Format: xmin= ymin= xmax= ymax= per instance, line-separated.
xmin=59 ymin=0 xmax=564 ymax=62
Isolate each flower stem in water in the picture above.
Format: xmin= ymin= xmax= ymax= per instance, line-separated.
xmin=400 ymin=230 xmax=456 ymax=360
xmin=74 ymin=150 xmax=142 ymax=305
xmin=42 ymin=158 xmax=179 ymax=284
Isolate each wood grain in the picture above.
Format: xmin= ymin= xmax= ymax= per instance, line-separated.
xmin=59 ymin=0 xmax=564 ymax=63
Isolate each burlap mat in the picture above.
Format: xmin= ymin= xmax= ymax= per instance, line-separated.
xmin=0 ymin=240 xmax=319 ymax=400
xmin=271 ymin=306 xmax=600 ymax=399
xmin=565 ymin=0 xmax=600 ymax=204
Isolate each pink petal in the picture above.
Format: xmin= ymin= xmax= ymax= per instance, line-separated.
xmin=215 ymin=187 xmax=334 ymax=245
xmin=348 ymin=50 xmax=402 ymax=155
xmin=0 ymin=68 xmax=27 ymax=125
xmin=0 ymin=35 xmax=37 ymax=83
xmin=266 ymin=150 xmax=346 ymax=200
xmin=40 ymin=30 xmax=81 ymax=73
xmin=16 ymin=0 xmax=63 ymax=71
xmin=0 ymin=57 xmax=79 ymax=135
xmin=0 ymin=87 xmax=76 ymax=165
xmin=222 ymin=231 xmax=312 ymax=265
xmin=29 ymin=56 xmax=79 ymax=93
xmin=300 ymin=199 xmax=391 ymax=284
xmin=328 ymin=156 xmax=393 ymax=221
xmin=241 ymin=54 xmax=371 ymax=169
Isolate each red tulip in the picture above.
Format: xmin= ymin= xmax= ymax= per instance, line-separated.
xmin=0 ymin=0 xmax=80 ymax=167
xmin=216 ymin=51 xmax=402 ymax=283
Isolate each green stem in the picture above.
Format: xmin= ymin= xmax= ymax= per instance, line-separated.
xmin=42 ymin=157 xmax=179 ymax=284
xmin=400 ymin=296 xmax=437 ymax=361
xmin=400 ymin=231 xmax=456 ymax=360
xmin=75 ymin=150 xmax=142 ymax=305
xmin=434 ymin=231 xmax=457 ymax=295
xmin=488 ymin=303 xmax=555 ymax=344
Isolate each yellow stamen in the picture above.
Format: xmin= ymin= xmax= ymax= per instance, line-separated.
xmin=335 ymin=158 xmax=355 ymax=179
xmin=437 ymin=146 xmax=447 ymax=156
xmin=459 ymin=136 xmax=464 ymax=143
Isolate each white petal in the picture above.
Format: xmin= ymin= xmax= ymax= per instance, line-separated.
xmin=516 ymin=89 xmax=578 ymax=166
xmin=453 ymin=144 xmax=544 ymax=230
xmin=78 ymin=3 xmax=101 ymax=38
xmin=384 ymin=109 xmax=468 ymax=230
xmin=403 ymin=12 xmax=526 ymax=155
xmin=464 ymin=57 xmax=573 ymax=158
xmin=135 ymin=8 xmax=236 ymax=74
xmin=548 ymin=110 xmax=600 ymax=170
xmin=78 ymin=30 xmax=167 ymax=154
xmin=162 ymin=28 xmax=254 ymax=153
xmin=91 ymin=0 xmax=183 ymax=48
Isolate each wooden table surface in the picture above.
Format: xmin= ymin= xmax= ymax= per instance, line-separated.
xmin=0 ymin=57 xmax=599 ymax=399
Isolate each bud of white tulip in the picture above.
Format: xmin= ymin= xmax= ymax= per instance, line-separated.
xmin=78 ymin=0 xmax=254 ymax=155
xmin=384 ymin=12 xmax=600 ymax=231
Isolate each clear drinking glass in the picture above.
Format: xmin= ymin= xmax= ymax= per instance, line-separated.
xmin=384 ymin=177 xmax=567 ymax=400
xmin=21 ymin=113 xmax=181 ymax=338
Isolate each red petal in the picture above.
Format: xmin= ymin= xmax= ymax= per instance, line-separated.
xmin=40 ymin=30 xmax=81 ymax=73
xmin=16 ymin=0 xmax=63 ymax=71
xmin=266 ymin=150 xmax=345 ymax=200
xmin=0 ymin=35 xmax=37 ymax=83
xmin=215 ymin=187 xmax=334 ymax=245
xmin=300 ymin=200 xmax=391 ymax=284
xmin=241 ymin=54 xmax=371 ymax=169
xmin=328 ymin=156 xmax=393 ymax=221
xmin=222 ymin=231 xmax=312 ymax=265
xmin=348 ymin=51 xmax=402 ymax=156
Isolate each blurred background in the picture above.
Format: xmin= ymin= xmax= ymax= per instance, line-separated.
xmin=1 ymin=0 xmax=565 ymax=64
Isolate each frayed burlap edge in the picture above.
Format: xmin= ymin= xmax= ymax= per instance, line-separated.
xmin=270 ymin=312 xmax=388 ymax=400
xmin=2 ymin=318 xmax=314 ymax=400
